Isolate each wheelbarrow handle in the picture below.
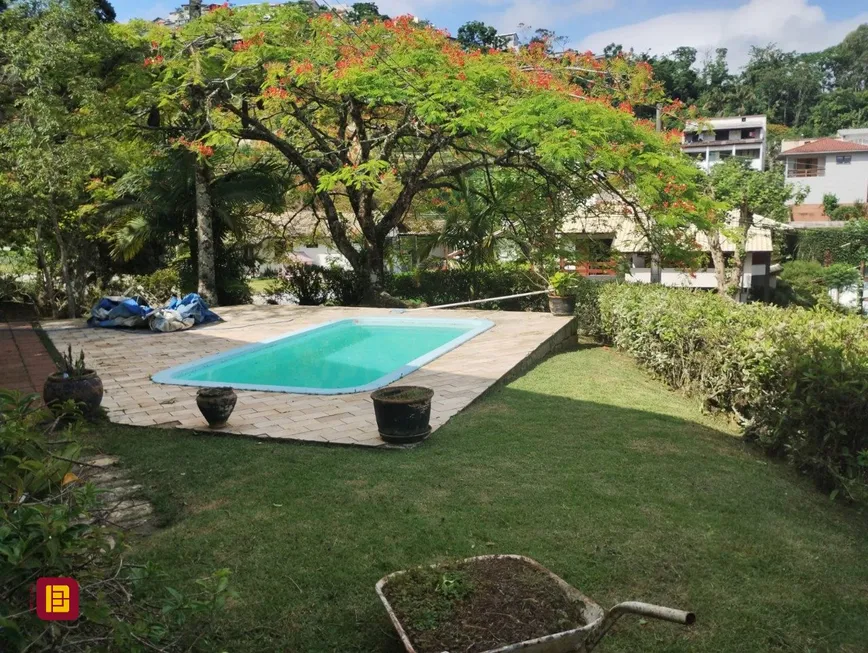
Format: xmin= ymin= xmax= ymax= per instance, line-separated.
xmin=608 ymin=601 xmax=696 ymax=625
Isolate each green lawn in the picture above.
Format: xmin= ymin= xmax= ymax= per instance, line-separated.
xmin=85 ymin=344 xmax=868 ymax=652
xmin=247 ymin=277 xmax=273 ymax=294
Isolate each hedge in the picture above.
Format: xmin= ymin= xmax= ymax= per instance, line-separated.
xmin=598 ymin=283 xmax=868 ymax=501
xmin=386 ymin=266 xmax=548 ymax=311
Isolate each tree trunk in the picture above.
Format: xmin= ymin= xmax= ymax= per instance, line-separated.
xmin=650 ymin=251 xmax=662 ymax=284
xmin=49 ymin=211 xmax=77 ymax=318
xmin=858 ymin=260 xmax=865 ymax=316
xmin=195 ymin=162 xmax=218 ymax=305
xmin=34 ymin=222 xmax=57 ymax=318
xmin=708 ymin=233 xmax=728 ymax=296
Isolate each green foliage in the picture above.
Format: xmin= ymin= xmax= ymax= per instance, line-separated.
xmin=823 ymin=193 xmax=840 ymax=217
xmin=831 ymin=201 xmax=868 ymax=222
xmin=125 ymin=4 xmax=700 ymax=293
xmin=266 ymin=263 xmax=365 ymax=306
xmin=598 ymin=284 xmax=868 ymax=502
xmin=268 ymin=263 xmax=328 ymax=305
xmin=132 ymin=267 xmax=180 ymax=302
xmin=387 ymin=265 xmax=548 ymax=311
xmin=0 ymin=391 xmax=235 ymax=652
xmin=345 ymin=2 xmax=388 ymax=24
xmin=776 ymin=260 xmax=836 ymax=309
xmin=456 ymin=20 xmax=507 ymax=51
xmin=178 ymin=245 xmax=254 ymax=306
xmin=823 ymin=263 xmax=861 ymax=292
xmin=548 ymin=271 xmax=578 ymax=297
xmin=647 ymin=26 xmax=868 ymax=132
xmin=709 ymin=159 xmax=803 ymax=223
xmin=57 ymin=344 xmax=90 ymax=377
xmin=796 ymin=220 xmax=868 ymax=267
xmin=574 ymin=277 xmax=604 ymax=336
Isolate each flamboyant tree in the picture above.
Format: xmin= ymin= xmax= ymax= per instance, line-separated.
xmin=125 ymin=5 xmax=706 ymax=298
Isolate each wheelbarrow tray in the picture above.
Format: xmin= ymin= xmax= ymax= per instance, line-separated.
xmin=375 ymin=554 xmax=606 ymax=653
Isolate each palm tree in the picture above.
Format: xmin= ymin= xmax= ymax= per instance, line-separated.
xmin=104 ymin=150 xmax=287 ymax=303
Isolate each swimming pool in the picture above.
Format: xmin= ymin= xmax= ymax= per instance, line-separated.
xmin=151 ymin=317 xmax=494 ymax=394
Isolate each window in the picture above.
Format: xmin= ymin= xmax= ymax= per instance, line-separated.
xmin=718 ymin=151 xmax=732 ymax=160
xmin=788 ymin=157 xmax=825 ymax=178
xmin=736 ymin=148 xmax=761 ymax=159
xmin=687 ymin=151 xmax=706 ymax=161
xmin=836 ymin=155 xmax=852 ymax=165
xmin=740 ymin=128 xmax=758 ymax=139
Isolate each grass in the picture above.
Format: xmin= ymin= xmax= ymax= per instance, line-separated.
xmin=84 ymin=344 xmax=868 ymax=652
xmin=247 ymin=277 xmax=273 ymax=294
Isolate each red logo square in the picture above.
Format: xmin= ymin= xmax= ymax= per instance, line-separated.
xmin=35 ymin=578 xmax=79 ymax=621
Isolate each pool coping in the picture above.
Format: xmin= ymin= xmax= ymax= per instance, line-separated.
xmin=151 ymin=316 xmax=495 ymax=395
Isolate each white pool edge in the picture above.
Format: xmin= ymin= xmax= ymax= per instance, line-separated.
xmin=151 ymin=317 xmax=495 ymax=395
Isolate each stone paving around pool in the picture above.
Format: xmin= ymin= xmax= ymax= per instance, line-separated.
xmin=43 ymin=306 xmax=575 ymax=447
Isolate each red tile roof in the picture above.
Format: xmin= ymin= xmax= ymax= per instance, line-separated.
xmin=779 ymin=138 xmax=868 ymax=156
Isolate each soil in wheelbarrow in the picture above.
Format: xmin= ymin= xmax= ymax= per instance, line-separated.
xmin=382 ymin=557 xmax=586 ymax=653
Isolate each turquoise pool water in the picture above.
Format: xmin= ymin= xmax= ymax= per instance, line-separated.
xmin=152 ymin=317 xmax=494 ymax=394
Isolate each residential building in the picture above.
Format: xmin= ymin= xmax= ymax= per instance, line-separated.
xmin=681 ymin=115 xmax=767 ymax=172
xmin=496 ymin=33 xmax=521 ymax=51
xmin=560 ymin=201 xmax=782 ymax=302
xmin=838 ymin=128 xmax=868 ymax=145
xmin=778 ymin=137 xmax=868 ymax=221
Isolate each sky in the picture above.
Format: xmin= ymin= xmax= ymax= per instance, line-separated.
xmin=115 ymin=0 xmax=868 ymax=69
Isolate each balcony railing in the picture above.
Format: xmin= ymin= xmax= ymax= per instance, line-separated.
xmin=559 ymin=259 xmax=618 ymax=276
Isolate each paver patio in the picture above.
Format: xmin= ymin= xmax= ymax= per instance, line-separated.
xmin=43 ymin=305 xmax=575 ymax=447
xmin=0 ymin=302 xmax=56 ymax=396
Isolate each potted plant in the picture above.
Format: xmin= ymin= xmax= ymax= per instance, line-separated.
xmin=43 ymin=345 xmax=104 ymax=417
xmin=370 ymin=386 xmax=434 ymax=444
xmin=196 ymin=387 xmax=237 ymax=428
xmin=548 ymin=271 xmax=578 ymax=316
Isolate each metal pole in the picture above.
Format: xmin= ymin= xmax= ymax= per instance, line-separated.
xmin=402 ymin=290 xmax=550 ymax=312
xmin=650 ymin=103 xmax=663 ymax=284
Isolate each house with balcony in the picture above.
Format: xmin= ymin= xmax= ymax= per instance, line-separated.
xmin=560 ymin=199 xmax=782 ymax=301
xmin=681 ymin=115 xmax=767 ymax=172
xmin=778 ymin=136 xmax=868 ymax=222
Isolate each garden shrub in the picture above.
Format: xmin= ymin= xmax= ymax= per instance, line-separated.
xmin=133 ymin=267 xmax=181 ymax=303
xmin=0 ymin=392 xmax=235 ymax=651
xmin=386 ymin=265 xmax=547 ymax=311
xmin=574 ymin=277 xmax=606 ymax=336
xmin=598 ymin=284 xmax=868 ymax=502
xmin=775 ymin=261 xmax=860 ymax=310
xmin=266 ymin=263 xmax=366 ymax=305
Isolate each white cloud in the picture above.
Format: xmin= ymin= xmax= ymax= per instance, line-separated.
xmin=575 ymin=0 xmax=868 ymax=69
xmin=484 ymin=0 xmax=616 ymax=36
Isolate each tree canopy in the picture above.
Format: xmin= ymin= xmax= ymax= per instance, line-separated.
xmin=122 ymin=6 xmax=705 ymax=293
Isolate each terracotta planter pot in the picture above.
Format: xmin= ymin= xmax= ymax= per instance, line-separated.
xmin=371 ymin=386 xmax=434 ymax=445
xmin=43 ymin=370 xmax=103 ymax=416
xmin=196 ymin=387 xmax=237 ymax=428
xmin=548 ymin=295 xmax=576 ymax=316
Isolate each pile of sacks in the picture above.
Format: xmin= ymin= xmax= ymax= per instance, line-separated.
xmin=88 ymin=293 xmax=220 ymax=333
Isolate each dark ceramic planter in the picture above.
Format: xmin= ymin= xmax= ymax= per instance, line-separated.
xmin=43 ymin=370 xmax=103 ymax=416
xmin=196 ymin=387 xmax=237 ymax=428
xmin=371 ymin=386 xmax=434 ymax=445
xmin=548 ymin=295 xmax=576 ymax=316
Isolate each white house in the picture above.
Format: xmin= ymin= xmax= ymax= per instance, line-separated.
xmin=681 ymin=115 xmax=767 ymax=172
xmin=561 ymin=202 xmax=783 ymax=301
xmin=779 ymin=137 xmax=868 ymax=222
xmin=837 ymin=128 xmax=868 ymax=145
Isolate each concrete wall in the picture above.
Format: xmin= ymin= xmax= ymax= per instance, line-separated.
xmin=786 ymin=152 xmax=868 ymax=205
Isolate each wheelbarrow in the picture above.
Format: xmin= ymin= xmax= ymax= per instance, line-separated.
xmin=376 ymin=554 xmax=695 ymax=653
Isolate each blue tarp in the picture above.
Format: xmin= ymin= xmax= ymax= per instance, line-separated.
xmin=88 ymin=293 xmax=220 ymax=331
xmin=163 ymin=293 xmax=221 ymax=326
